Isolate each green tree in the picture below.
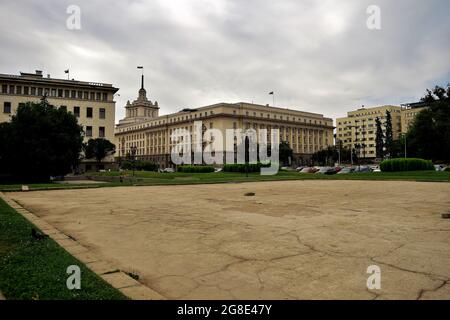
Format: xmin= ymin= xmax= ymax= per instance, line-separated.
xmin=84 ymin=138 xmax=116 ymax=165
xmin=1 ymin=98 xmax=83 ymax=181
xmin=375 ymin=117 xmax=384 ymax=158
xmin=279 ymin=141 xmax=293 ymax=166
xmin=407 ymin=84 xmax=450 ymax=161
xmin=384 ymin=111 xmax=394 ymax=158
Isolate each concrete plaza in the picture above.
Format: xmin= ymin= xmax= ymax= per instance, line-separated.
xmin=9 ymin=180 xmax=450 ymax=299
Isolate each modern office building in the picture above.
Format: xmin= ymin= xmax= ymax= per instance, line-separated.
xmin=0 ymin=70 xmax=119 ymax=170
xmin=336 ymin=103 xmax=429 ymax=160
xmin=335 ymin=105 xmax=403 ymax=159
xmin=115 ymin=76 xmax=334 ymax=168
xmin=400 ymin=102 xmax=428 ymax=133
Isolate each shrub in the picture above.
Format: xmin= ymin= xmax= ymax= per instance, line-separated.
xmin=380 ymin=158 xmax=434 ymax=172
xmin=178 ymin=165 xmax=215 ymax=173
xmin=223 ymin=162 xmax=275 ymax=173
xmin=120 ymin=160 xmax=158 ymax=172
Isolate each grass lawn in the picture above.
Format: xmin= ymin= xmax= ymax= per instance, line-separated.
xmin=1 ymin=170 xmax=449 ymax=192
xmin=89 ymin=170 xmax=450 ymax=184
xmin=0 ymin=197 xmax=127 ymax=300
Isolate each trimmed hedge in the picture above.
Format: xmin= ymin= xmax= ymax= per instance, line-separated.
xmin=178 ymin=165 xmax=215 ymax=173
xmin=380 ymin=158 xmax=434 ymax=172
xmin=223 ymin=163 xmax=274 ymax=173
xmin=121 ymin=160 xmax=158 ymax=171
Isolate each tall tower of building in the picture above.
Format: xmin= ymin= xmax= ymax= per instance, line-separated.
xmin=119 ymin=74 xmax=159 ymax=125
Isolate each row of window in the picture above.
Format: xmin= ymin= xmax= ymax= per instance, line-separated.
xmin=120 ymin=142 xmax=328 ymax=157
xmin=72 ymin=106 xmax=106 ymax=119
xmin=2 ymin=102 xmax=107 ymax=119
xmin=85 ymin=126 xmax=106 ymax=138
xmin=236 ymin=110 xmax=328 ymax=125
xmin=1 ymin=84 xmax=109 ymax=101
xmin=120 ymin=110 xmax=331 ymax=133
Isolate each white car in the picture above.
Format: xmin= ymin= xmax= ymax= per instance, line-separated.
xmin=163 ymin=168 xmax=175 ymax=173
xmin=434 ymin=165 xmax=445 ymax=171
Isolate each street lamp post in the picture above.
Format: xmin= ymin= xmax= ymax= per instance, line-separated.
xmin=347 ymin=125 xmax=358 ymax=166
xmin=130 ymin=145 xmax=137 ymax=180
xmin=404 ymin=133 xmax=407 ymax=158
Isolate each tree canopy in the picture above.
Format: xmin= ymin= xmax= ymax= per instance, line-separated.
xmin=84 ymin=138 xmax=116 ymax=164
xmin=407 ymin=84 xmax=450 ymax=162
xmin=0 ymin=99 xmax=83 ymax=181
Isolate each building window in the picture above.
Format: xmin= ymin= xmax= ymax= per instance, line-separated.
xmin=64 ymin=90 xmax=70 ymax=98
xmin=90 ymin=92 xmax=95 ymax=100
xmin=102 ymin=93 xmax=107 ymax=101
xmin=84 ymin=91 xmax=89 ymax=99
xmin=86 ymin=107 xmax=93 ymax=118
xmin=16 ymin=86 xmax=22 ymax=94
xmin=3 ymin=102 xmax=11 ymax=114
xmin=60 ymin=105 xmax=67 ymax=111
xmin=37 ymin=88 xmax=43 ymax=96
xmin=31 ymin=87 xmax=36 ymax=95
xmin=51 ymin=89 xmax=56 ymax=97
xmin=74 ymin=106 xmax=80 ymax=117
xmin=86 ymin=126 xmax=93 ymax=137
xmin=99 ymin=126 xmax=105 ymax=138
xmin=96 ymin=92 xmax=101 ymax=100
xmin=99 ymin=108 xmax=106 ymax=119
xmin=2 ymin=85 xmax=7 ymax=93
xmin=9 ymin=85 xmax=14 ymax=94
xmin=24 ymin=86 xmax=29 ymax=95
xmin=58 ymin=89 xmax=63 ymax=97
xmin=71 ymin=90 xmax=76 ymax=98
xmin=77 ymin=91 xmax=83 ymax=99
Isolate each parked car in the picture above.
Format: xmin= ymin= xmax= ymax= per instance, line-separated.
xmin=295 ymin=166 xmax=305 ymax=172
xmin=162 ymin=168 xmax=175 ymax=173
xmin=434 ymin=164 xmax=445 ymax=171
xmin=354 ymin=166 xmax=372 ymax=173
xmin=334 ymin=166 xmax=342 ymax=173
xmin=338 ymin=167 xmax=355 ymax=174
xmin=316 ymin=167 xmax=337 ymax=175
xmin=214 ymin=168 xmax=223 ymax=172
xmin=299 ymin=167 xmax=317 ymax=173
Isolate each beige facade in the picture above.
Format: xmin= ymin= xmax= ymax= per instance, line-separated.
xmin=336 ymin=105 xmax=403 ymax=159
xmin=0 ymin=70 xmax=119 ymax=171
xmin=401 ymin=106 xmax=427 ymax=133
xmin=115 ymin=82 xmax=334 ymax=168
xmin=0 ymin=70 xmax=118 ymax=143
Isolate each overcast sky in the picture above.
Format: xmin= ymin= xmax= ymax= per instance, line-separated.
xmin=1 ymin=0 xmax=449 ymax=122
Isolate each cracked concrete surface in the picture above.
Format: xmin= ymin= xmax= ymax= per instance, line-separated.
xmin=9 ymin=180 xmax=450 ymax=300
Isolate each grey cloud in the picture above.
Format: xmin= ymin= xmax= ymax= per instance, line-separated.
xmin=1 ymin=0 xmax=449 ymax=122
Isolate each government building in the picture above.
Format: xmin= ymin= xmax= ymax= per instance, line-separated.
xmin=115 ymin=76 xmax=334 ymax=168
xmin=336 ymin=104 xmax=427 ymax=159
xmin=0 ymin=70 xmax=119 ymax=170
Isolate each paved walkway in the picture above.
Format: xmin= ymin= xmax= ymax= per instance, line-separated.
xmin=6 ymin=180 xmax=450 ymax=299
